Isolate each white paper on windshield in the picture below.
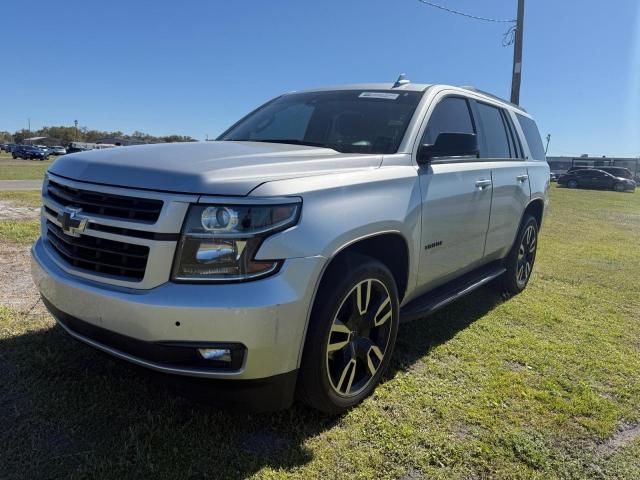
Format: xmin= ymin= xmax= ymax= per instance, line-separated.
xmin=358 ymin=92 xmax=400 ymax=100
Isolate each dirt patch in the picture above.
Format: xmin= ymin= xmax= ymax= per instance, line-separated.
xmin=597 ymin=422 xmax=640 ymax=455
xmin=0 ymin=242 xmax=46 ymax=315
xmin=0 ymin=200 xmax=40 ymax=220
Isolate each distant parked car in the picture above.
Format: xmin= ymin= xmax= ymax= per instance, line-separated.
xmin=34 ymin=145 xmax=52 ymax=157
xmin=565 ymin=166 xmax=591 ymax=174
xmin=12 ymin=145 xmax=48 ymax=160
xmin=49 ymin=146 xmax=67 ymax=155
xmin=596 ymin=166 xmax=634 ymax=180
xmin=550 ymin=172 xmax=558 ymax=182
xmin=558 ymin=169 xmax=636 ymax=192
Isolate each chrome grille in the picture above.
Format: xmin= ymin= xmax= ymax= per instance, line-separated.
xmin=46 ymin=221 xmax=149 ymax=281
xmin=47 ymin=179 xmax=163 ymax=222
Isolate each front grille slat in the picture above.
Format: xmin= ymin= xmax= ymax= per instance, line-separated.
xmin=47 ymin=180 xmax=163 ymax=222
xmin=47 ymin=223 xmax=148 ymax=259
xmin=48 ymin=185 xmax=160 ymax=215
xmin=46 ymin=221 xmax=149 ymax=281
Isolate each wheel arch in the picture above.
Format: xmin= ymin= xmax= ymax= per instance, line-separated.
xmin=321 ymin=231 xmax=410 ymax=303
xmin=296 ymin=231 xmax=410 ymax=367
xmin=523 ymin=198 xmax=545 ymax=232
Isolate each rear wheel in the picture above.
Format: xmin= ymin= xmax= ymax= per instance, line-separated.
xmin=501 ymin=215 xmax=538 ymax=295
xmin=298 ymin=254 xmax=399 ymax=414
xmin=567 ymin=179 xmax=578 ymax=189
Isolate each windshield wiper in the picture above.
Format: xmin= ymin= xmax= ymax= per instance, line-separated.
xmin=226 ymin=138 xmax=340 ymax=151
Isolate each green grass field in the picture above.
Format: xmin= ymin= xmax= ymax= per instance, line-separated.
xmin=1 ymin=186 xmax=639 ymax=479
xmin=0 ymin=191 xmax=42 ymax=244
xmin=0 ymin=151 xmax=53 ymax=180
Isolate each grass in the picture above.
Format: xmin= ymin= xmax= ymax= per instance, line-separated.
xmin=0 ymin=151 xmax=53 ymax=180
xmin=0 ymin=190 xmax=42 ymax=244
xmin=0 ymin=220 xmax=40 ymax=244
xmin=0 ymin=189 xmax=42 ymax=207
xmin=1 ymin=186 xmax=639 ymax=479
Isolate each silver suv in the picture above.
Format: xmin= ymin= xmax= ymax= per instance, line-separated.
xmin=31 ymin=80 xmax=549 ymax=413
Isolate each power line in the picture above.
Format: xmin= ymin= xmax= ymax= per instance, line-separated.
xmin=502 ymin=24 xmax=517 ymax=46
xmin=416 ymin=0 xmax=516 ymax=23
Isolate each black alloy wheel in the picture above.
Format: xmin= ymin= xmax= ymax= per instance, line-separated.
xmin=515 ymin=223 xmax=537 ymax=289
xmin=501 ymin=214 xmax=539 ymax=295
xmin=298 ymin=254 xmax=399 ymax=414
xmin=325 ymin=278 xmax=394 ymax=397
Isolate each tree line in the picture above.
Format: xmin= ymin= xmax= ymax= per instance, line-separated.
xmin=0 ymin=126 xmax=197 ymax=145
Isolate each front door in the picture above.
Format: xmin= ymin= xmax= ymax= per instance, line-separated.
xmin=416 ymin=96 xmax=492 ymax=291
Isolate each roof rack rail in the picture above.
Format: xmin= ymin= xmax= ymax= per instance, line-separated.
xmin=458 ymin=86 xmax=527 ymax=112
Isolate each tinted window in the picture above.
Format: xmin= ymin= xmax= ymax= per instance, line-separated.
xmin=516 ymin=113 xmax=546 ymax=161
xmin=219 ymin=90 xmax=422 ymax=154
xmin=576 ymin=170 xmax=591 ymax=176
xmin=244 ymin=103 xmax=314 ymax=141
xmin=476 ymin=103 xmax=511 ymax=158
xmin=502 ymin=111 xmax=523 ymax=158
xmin=421 ymin=97 xmax=474 ymax=144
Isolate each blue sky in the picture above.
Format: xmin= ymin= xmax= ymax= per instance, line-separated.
xmin=2 ymin=0 xmax=639 ymax=157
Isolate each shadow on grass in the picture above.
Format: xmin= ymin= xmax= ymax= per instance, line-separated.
xmin=0 ymin=286 xmax=504 ymax=479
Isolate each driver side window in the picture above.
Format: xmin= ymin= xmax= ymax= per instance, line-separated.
xmin=422 ymin=97 xmax=475 ymax=145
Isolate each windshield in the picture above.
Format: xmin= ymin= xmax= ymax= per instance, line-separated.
xmin=218 ymin=90 xmax=423 ymax=154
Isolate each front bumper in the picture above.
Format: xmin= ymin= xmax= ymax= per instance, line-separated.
xmin=31 ymin=238 xmax=326 ymax=382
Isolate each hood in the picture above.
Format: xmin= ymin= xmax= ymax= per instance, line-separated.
xmin=48 ymin=141 xmax=382 ymax=196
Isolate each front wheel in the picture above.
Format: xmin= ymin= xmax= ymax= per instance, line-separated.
xmin=613 ymin=182 xmax=625 ymax=192
xmin=567 ymin=179 xmax=578 ymax=189
xmin=298 ymin=254 xmax=399 ymax=414
xmin=501 ymin=215 xmax=539 ymax=295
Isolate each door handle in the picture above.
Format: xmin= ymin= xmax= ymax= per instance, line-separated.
xmin=516 ymin=174 xmax=529 ymax=182
xmin=475 ymin=179 xmax=492 ymax=190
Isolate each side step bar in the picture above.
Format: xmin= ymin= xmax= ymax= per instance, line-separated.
xmin=400 ymin=263 xmax=506 ymax=323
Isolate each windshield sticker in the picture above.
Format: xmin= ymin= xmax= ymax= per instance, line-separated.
xmin=359 ymin=92 xmax=400 ymax=100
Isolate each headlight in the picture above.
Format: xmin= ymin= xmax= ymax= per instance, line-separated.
xmin=171 ymin=202 xmax=300 ymax=282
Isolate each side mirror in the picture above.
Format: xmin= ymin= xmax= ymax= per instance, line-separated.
xmin=417 ymin=132 xmax=479 ymax=164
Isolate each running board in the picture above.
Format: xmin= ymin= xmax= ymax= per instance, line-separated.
xmin=400 ymin=263 xmax=506 ymax=323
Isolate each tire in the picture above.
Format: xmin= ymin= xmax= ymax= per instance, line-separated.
xmin=613 ymin=182 xmax=625 ymax=192
xmin=501 ymin=214 xmax=538 ymax=296
xmin=298 ymin=253 xmax=399 ymax=414
xmin=567 ymin=179 xmax=578 ymax=189
xmin=12 ymin=154 xmax=17 ymax=159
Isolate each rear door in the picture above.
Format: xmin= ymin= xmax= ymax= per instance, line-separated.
xmin=473 ymin=101 xmax=531 ymax=260
xmin=592 ymin=170 xmax=615 ymax=189
xmin=416 ymin=95 xmax=493 ymax=292
xmin=579 ymin=170 xmax=603 ymax=188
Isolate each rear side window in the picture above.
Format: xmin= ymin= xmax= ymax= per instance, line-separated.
xmin=422 ymin=97 xmax=475 ymax=144
xmin=516 ymin=114 xmax=546 ymax=161
xmin=476 ymin=103 xmax=511 ymax=158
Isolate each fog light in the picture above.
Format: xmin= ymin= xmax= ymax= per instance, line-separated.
xmin=198 ymin=348 xmax=232 ymax=362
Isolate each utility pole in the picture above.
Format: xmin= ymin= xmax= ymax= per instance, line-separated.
xmin=510 ymin=0 xmax=525 ymax=105
xmin=74 ymin=120 xmax=78 ymax=141
xmin=545 ymin=134 xmax=551 ymax=154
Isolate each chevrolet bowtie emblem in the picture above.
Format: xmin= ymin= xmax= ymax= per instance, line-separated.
xmin=57 ymin=207 xmax=88 ymax=237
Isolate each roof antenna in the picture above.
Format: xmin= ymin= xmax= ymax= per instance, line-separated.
xmin=393 ymin=73 xmax=410 ymax=88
